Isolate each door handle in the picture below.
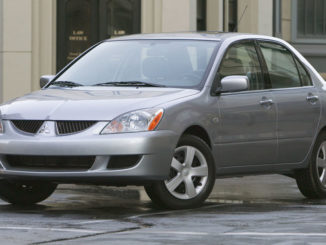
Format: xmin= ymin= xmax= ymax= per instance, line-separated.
xmin=306 ymin=95 xmax=319 ymax=103
xmin=259 ymin=99 xmax=274 ymax=106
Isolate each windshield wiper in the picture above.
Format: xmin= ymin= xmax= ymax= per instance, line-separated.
xmin=50 ymin=81 xmax=84 ymax=88
xmin=92 ymin=81 xmax=166 ymax=87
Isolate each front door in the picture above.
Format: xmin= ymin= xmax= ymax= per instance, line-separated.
xmin=215 ymin=41 xmax=277 ymax=167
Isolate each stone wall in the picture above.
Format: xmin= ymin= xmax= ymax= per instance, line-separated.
xmin=321 ymin=73 xmax=326 ymax=80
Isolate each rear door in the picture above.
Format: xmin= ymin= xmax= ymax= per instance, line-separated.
xmin=258 ymin=41 xmax=321 ymax=164
xmin=215 ymin=40 xmax=277 ymax=167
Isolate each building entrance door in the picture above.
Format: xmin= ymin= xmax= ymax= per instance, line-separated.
xmin=57 ymin=0 xmax=141 ymax=71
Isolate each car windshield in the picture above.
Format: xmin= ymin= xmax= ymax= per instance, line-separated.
xmin=50 ymin=39 xmax=219 ymax=89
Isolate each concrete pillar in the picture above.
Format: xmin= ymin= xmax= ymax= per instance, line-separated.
xmin=0 ymin=0 xmax=3 ymax=103
xmin=237 ymin=0 xmax=273 ymax=36
xmin=32 ymin=0 xmax=56 ymax=91
xmin=1 ymin=0 xmax=33 ymax=102
xmin=206 ymin=0 xmax=223 ymax=32
xmin=141 ymin=0 xmax=197 ymax=33
xmin=257 ymin=0 xmax=273 ymax=35
xmin=141 ymin=0 xmax=163 ymax=33
xmin=161 ymin=0 xmax=196 ymax=32
xmin=0 ymin=0 xmax=56 ymax=102
xmin=281 ymin=0 xmax=292 ymax=41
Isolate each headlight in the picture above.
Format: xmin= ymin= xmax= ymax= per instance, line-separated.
xmin=101 ymin=108 xmax=164 ymax=134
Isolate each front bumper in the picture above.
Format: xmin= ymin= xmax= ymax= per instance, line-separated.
xmin=0 ymin=121 xmax=178 ymax=184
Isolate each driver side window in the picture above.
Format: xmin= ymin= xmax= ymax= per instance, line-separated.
xmin=219 ymin=42 xmax=265 ymax=90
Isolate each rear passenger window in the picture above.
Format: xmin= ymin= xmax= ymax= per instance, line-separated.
xmin=219 ymin=42 xmax=265 ymax=90
xmin=295 ymin=58 xmax=312 ymax=86
xmin=259 ymin=42 xmax=301 ymax=88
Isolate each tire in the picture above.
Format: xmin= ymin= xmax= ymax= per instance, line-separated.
xmin=145 ymin=134 xmax=216 ymax=209
xmin=295 ymin=131 xmax=326 ymax=198
xmin=0 ymin=180 xmax=57 ymax=205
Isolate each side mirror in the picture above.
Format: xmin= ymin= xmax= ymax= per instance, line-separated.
xmin=40 ymin=75 xmax=55 ymax=88
xmin=219 ymin=75 xmax=249 ymax=93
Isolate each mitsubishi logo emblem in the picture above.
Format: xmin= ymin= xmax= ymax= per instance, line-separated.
xmin=38 ymin=122 xmax=50 ymax=134
xmin=37 ymin=121 xmax=55 ymax=136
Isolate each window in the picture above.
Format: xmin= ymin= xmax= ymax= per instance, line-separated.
xmin=259 ymin=42 xmax=301 ymax=88
xmin=228 ymin=0 xmax=238 ymax=32
xmin=223 ymin=0 xmax=238 ymax=32
xmin=219 ymin=42 xmax=264 ymax=90
xmin=297 ymin=0 xmax=326 ymax=39
xmin=99 ymin=0 xmax=141 ymax=38
xmin=295 ymin=58 xmax=313 ymax=86
xmin=273 ymin=0 xmax=282 ymax=38
xmin=197 ymin=0 xmax=206 ymax=31
xmin=292 ymin=0 xmax=326 ymax=42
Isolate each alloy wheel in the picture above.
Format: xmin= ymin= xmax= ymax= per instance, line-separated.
xmin=317 ymin=141 xmax=326 ymax=187
xmin=164 ymin=145 xmax=208 ymax=200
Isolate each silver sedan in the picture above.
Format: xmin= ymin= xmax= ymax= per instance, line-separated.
xmin=0 ymin=33 xmax=325 ymax=209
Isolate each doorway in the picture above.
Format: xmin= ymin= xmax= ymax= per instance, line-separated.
xmin=57 ymin=0 xmax=141 ymax=71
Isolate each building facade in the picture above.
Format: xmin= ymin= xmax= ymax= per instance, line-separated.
xmin=0 ymin=0 xmax=324 ymax=102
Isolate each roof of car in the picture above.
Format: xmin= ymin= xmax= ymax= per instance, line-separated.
xmin=108 ymin=32 xmax=280 ymax=42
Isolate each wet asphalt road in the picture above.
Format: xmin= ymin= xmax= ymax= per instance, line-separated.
xmin=1 ymin=175 xmax=326 ymax=244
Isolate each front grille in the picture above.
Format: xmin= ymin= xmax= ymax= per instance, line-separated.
xmin=11 ymin=120 xmax=44 ymax=134
xmin=6 ymin=155 xmax=95 ymax=170
xmin=56 ymin=121 xmax=97 ymax=135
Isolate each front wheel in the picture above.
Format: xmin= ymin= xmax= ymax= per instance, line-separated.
xmin=295 ymin=131 xmax=326 ymax=198
xmin=145 ymin=135 xmax=216 ymax=209
xmin=0 ymin=180 xmax=57 ymax=205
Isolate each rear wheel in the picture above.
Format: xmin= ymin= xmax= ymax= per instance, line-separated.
xmin=145 ymin=135 xmax=215 ymax=209
xmin=0 ymin=180 xmax=57 ymax=205
xmin=295 ymin=131 xmax=326 ymax=198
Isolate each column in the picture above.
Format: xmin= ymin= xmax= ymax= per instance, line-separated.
xmin=1 ymin=0 xmax=32 ymax=102
xmin=206 ymin=0 xmax=223 ymax=32
xmin=32 ymin=0 xmax=56 ymax=91
xmin=161 ymin=0 xmax=196 ymax=32
xmin=237 ymin=0 xmax=273 ymax=36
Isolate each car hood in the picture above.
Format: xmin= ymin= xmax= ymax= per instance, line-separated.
xmin=0 ymin=87 xmax=199 ymax=121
